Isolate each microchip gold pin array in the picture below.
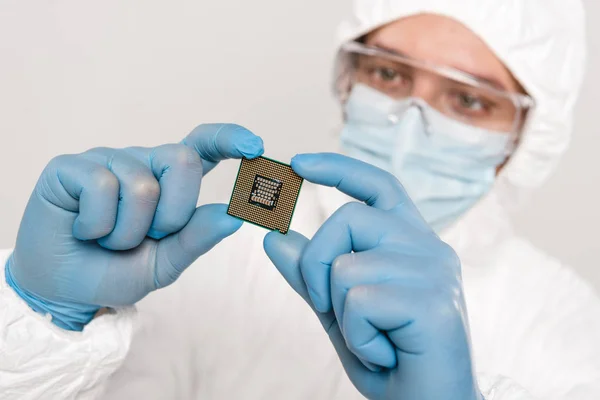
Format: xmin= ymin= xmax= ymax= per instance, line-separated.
xmin=227 ymin=156 xmax=303 ymax=234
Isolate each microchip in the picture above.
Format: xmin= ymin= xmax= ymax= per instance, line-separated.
xmin=249 ymin=175 xmax=282 ymax=211
xmin=227 ymin=156 xmax=303 ymax=234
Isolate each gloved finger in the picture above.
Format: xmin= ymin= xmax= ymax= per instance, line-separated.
xmin=263 ymin=230 xmax=312 ymax=302
xmin=342 ymin=284 xmax=419 ymax=369
xmin=153 ymin=204 xmax=242 ymax=289
xmin=264 ymin=230 xmax=387 ymax=385
xmin=330 ymin=249 xmax=437 ymax=335
xmin=124 ymin=145 xmax=203 ymax=240
xmin=291 ymin=153 xmax=426 ymax=223
xmin=43 ymin=155 xmax=120 ymax=240
xmin=263 ymin=230 xmax=339 ymax=328
xmin=343 ymin=283 xmax=465 ymax=372
xmin=182 ymin=123 xmax=264 ymax=175
xmin=82 ymin=148 xmax=161 ymax=250
xmin=327 ymin=321 xmax=388 ymax=394
xmin=301 ymin=203 xmax=408 ymax=313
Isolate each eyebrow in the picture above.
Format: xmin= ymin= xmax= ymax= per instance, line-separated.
xmin=369 ymin=41 xmax=509 ymax=91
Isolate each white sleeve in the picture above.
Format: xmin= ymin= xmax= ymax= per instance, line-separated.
xmin=0 ymin=249 xmax=137 ymax=400
xmin=478 ymin=367 xmax=600 ymax=400
xmin=478 ymin=375 xmax=535 ymax=400
xmin=473 ymin=258 xmax=600 ymax=400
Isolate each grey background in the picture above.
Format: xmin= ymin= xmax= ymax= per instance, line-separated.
xmin=0 ymin=1 xmax=598 ymax=291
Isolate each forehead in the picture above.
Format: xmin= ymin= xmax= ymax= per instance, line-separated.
xmin=364 ymin=14 xmax=521 ymax=92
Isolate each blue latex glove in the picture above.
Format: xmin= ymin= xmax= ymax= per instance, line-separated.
xmin=264 ymin=153 xmax=482 ymax=400
xmin=5 ymin=124 xmax=264 ymax=331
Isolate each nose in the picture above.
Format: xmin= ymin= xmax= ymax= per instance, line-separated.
xmin=409 ymin=71 xmax=441 ymax=105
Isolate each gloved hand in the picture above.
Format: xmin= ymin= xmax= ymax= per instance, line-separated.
xmin=264 ymin=153 xmax=482 ymax=400
xmin=5 ymin=124 xmax=264 ymax=331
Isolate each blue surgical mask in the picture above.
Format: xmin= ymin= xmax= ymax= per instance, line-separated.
xmin=340 ymin=84 xmax=517 ymax=232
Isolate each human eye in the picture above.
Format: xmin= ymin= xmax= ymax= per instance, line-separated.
xmin=449 ymin=90 xmax=496 ymax=117
xmin=359 ymin=58 xmax=412 ymax=97
xmin=371 ymin=65 xmax=411 ymax=86
xmin=373 ymin=66 xmax=401 ymax=82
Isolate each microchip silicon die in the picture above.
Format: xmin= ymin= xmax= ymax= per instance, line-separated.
xmin=227 ymin=156 xmax=303 ymax=234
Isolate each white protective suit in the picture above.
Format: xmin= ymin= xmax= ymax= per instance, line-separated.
xmin=1 ymin=0 xmax=600 ymax=399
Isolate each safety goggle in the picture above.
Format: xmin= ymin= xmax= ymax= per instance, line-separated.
xmin=334 ymin=41 xmax=535 ymax=134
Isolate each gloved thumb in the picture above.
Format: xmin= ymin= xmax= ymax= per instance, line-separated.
xmin=263 ymin=230 xmax=312 ymax=303
xmin=153 ymin=204 xmax=243 ymax=289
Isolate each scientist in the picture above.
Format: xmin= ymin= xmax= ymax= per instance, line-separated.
xmin=2 ymin=0 xmax=600 ymax=399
